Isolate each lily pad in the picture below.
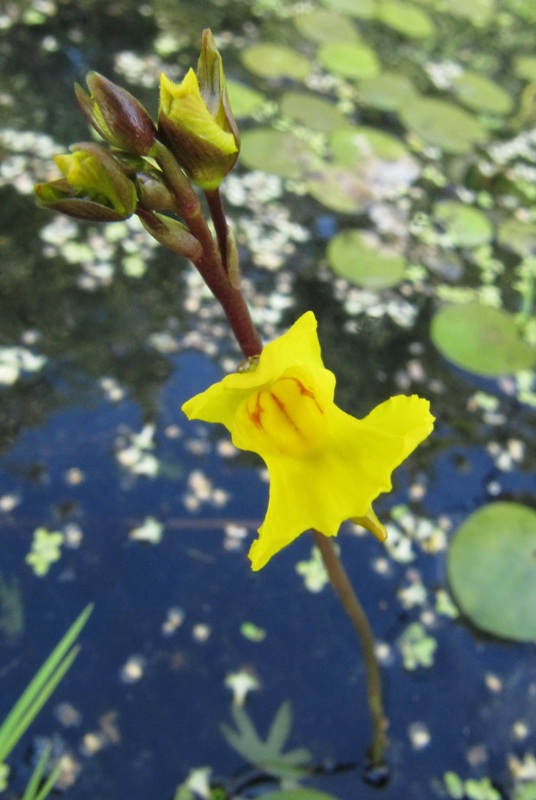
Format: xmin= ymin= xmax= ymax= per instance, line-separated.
xmin=451 ymin=71 xmax=513 ymax=115
xmin=399 ymin=96 xmax=488 ymax=154
xmin=226 ymin=80 xmax=266 ymax=118
xmin=269 ymin=792 xmax=343 ymax=800
xmin=327 ymin=229 xmax=406 ymax=288
xmin=318 ymin=41 xmax=380 ymax=81
xmin=497 ymin=218 xmax=536 ymax=257
xmin=358 ymin=71 xmax=417 ymax=111
xmin=514 ymin=55 xmax=536 ymax=82
xmin=240 ymin=44 xmax=310 ymax=80
xmin=377 ymin=1 xmax=435 ymax=38
xmin=306 ymin=164 xmax=374 ymax=213
xmin=430 ymin=303 xmax=535 ymax=376
xmin=441 ymin=0 xmax=494 ymax=24
xmin=319 ymin=0 xmax=377 ymax=18
xmin=240 ymin=129 xmax=318 ymax=179
xmin=434 ymin=201 xmax=493 ymax=248
xmin=448 ymin=503 xmax=536 ymax=641
xmin=280 ymin=92 xmax=346 ymax=132
xmin=293 ymin=9 xmax=360 ymax=43
xmin=331 ymin=125 xmax=410 ymax=165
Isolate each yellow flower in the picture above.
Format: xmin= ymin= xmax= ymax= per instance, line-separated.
xmin=182 ymin=311 xmax=435 ymax=571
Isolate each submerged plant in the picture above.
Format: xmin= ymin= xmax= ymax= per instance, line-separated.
xmin=34 ymin=29 xmax=434 ymax=780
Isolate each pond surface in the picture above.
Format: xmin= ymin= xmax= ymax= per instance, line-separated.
xmin=1 ymin=1 xmax=536 ymax=799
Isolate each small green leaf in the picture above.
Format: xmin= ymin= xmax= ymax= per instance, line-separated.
xmin=448 ymin=503 xmax=536 ymax=642
xmin=318 ymin=41 xmax=380 ymax=81
xmin=241 ymin=44 xmax=310 ymax=80
xmin=431 ymin=303 xmax=535 ymax=376
xmin=327 ymin=229 xmax=406 ymax=288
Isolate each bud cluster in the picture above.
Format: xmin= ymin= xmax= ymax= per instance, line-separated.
xmin=34 ymin=30 xmax=240 ymax=264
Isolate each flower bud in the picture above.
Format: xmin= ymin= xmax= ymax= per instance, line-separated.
xmin=137 ymin=209 xmax=203 ymax=261
xmin=34 ymin=142 xmax=137 ymax=221
xmin=75 ymin=72 xmax=157 ymax=156
xmin=158 ymin=30 xmax=239 ymax=190
xmin=135 ymin=171 xmax=176 ymax=211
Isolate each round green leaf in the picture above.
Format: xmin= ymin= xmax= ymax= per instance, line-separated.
xmin=441 ymin=0 xmax=494 ymax=24
xmin=448 ymin=503 xmax=536 ymax=642
xmin=399 ymin=96 xmax=488 ymax=154
xmin=514 ymin=55 xmax=536 ymax=82
xmin=434 ymin=201 xmax=493 ymax=248
xmin=268 ymin=791 xmax=343 ymax=800
xmin=226 ymin=80 xmax=266 ymax=118
xmin=319 ymin=0 xmax=377 ymax=18
xmin=318 ymin=41 xmax=380 ymax=81
xmin=327 ymin=229 xmax=406 ymax=288
xmin=280 ymin=92 xmax=346 ymax=132
xmin=240 ymin=129 xmax=319 ymax=179
xmin=497 ymin=218 xmax=536 ymax=257
xmin=451 ymin=71 xmax=513 ymax=115
xmin=431 ymin=303 xmax=535 ymax=376
xmin=293 ymin=9 xmax=360 ymax=42
xmin=331 ymin=125 xmax=410 ymax=165
xmin=377 ymin=1 xmax=435 ymax=38
xmin=306 ymin=164 xmax=373 ymax=213
xmin=240 ymin=44 xmax=310 ymax=80
xmin=358 ymin=71 xmax=417 ymax=111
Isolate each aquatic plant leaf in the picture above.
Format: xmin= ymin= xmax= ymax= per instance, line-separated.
xmin=220 ymin=702 xmax=312 ymax=777
xmin=451 ymin=71 xmax=513 ymax=115
xmin=318 ymin=41 xmax=380 ymax=81
xmin=240 ymin=129 xmax=319 ymax=179
xmin=0 ymin=605 xmax=92 ymax=764
xmin=306 ymin=164 xmax=373 ymax=213
xmin=514 ymin=55 xmax=536 ymax=82
xmin=327 ymin=229 xmax=406 ymax=288
xmin=226 ymin=80 xmax=266 ymax=118
xmin=431 ymin=303 xmax=535 ymax=376
xmin=434 ymin=201 xmax=493 ymax=248
xmin=377 ymin=1 xmax=435 ymax=38
xmin=280 ymin=92 xmax=346 ymax=132
xmin=319 ymin=0 xmax=376 ymax=17
xmin=400 ymin=96 xmax=488 ymax=154
xmin=358 ymin=71 xmax=417 ymax=111
xmin=240 ymin=44 xmax=310 ymax=80
xmin=267 ymin=791 xmax=344 ymax=800
xmin=448 ymin=503 xmax=536 ymax=641
xmin=293 ymin=9 xmax=360 ymax=42
xmin=441 ymin=0 xmax=494 ymax=24
xmin=331 ymin=125 xmax=410 ymax=165
xmin=497 ymin=218 xmax=536 ymax=257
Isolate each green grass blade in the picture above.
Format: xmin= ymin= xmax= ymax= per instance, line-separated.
xmin=21 ymin=743 xmax=51 ymax=800
xmin=0 ymin=603 xmax=93 ymax=762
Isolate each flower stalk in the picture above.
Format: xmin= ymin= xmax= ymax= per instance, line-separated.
xmin=312 ymin=530 xmax=388 ymax=769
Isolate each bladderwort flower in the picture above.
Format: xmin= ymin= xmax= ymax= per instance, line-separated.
xmin=182 ymin=311 xmax=435 ymax=571
xmin=158 ymin=30 xmax=239 ymax=190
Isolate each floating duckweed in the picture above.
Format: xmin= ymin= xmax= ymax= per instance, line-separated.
xmin=377 ymin=0 xmax=435 ymax=39
xmin=318 ymin=41 xmax=380 ymax=81
xmin=240 ymin=43 xmax=310 ymax=80
xmin=293 ymin=9 xmax=360 ymax=42
xmin=431 ymin=303 xmax=536 ymax=376
xmin=400 ymin=96 xmax=488 ymax=153
xmin=358 ymin=71 xmax=417 ymax=111
xmin=434 ymin=200 xmax=493 ymax=248
xmin=451 ymin=70 xmax=514 ymax=115
xmin=279 ymin=91 xmax=346 ymax=132
xmin=327 ymin=229 xmax=406 ymax=288
xmin=448 ymin=503 xmax=536 ymax=642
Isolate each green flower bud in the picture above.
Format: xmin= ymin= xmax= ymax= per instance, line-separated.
xmin=34 ymin=142 xmax=137 ymax=221
xmin=135 ymin=171 xmax=176 ymax=212
xmin=158 ymin=30 xmax=239 ymax=190
xmin=137 ymin=209 xmax=203 ymax=260
xmin=75 ymin=72 xmax=157 ymax=156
